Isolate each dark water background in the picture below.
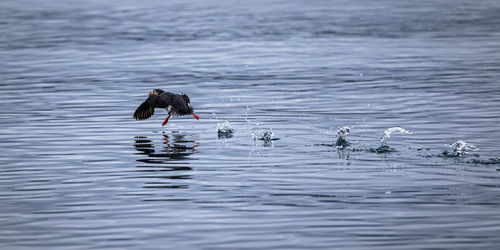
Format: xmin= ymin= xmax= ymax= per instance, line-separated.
xmin=1 ymin=0 xmax=500 ymax=248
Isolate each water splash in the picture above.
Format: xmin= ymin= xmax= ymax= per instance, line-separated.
xmin=381 ymin=127 xmax=412 ymax=142
xmin=217 ymin=120 xmax=234 ymax=138
xmin=441 ymin=140 xmax=478 ymax=157
xmin=374 ymin=127 xmax=412 ymax=153
xmin=336 ymin=126 xmax=352 ymax=149
xmin=252 ymin=129 xmax=278 ymax=142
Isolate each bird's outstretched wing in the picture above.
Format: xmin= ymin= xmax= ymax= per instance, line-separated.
xmin=133 ymin=98 xmax=155 ymax=120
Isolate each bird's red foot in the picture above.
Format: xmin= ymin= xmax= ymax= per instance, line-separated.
xmin=162 ymin=115 xmax=170 ymax=126
xmin=192 ymin=113 xmax=199 ymax=120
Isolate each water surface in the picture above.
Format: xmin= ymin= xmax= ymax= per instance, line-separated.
xmin=1 ymin=0 xmax=500 ymax=248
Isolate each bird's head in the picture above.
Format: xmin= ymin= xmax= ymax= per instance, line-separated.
xmin=181 ymin=93 xmax=191 ymax=104
xmin=149 ymin=89 xmax=164 ymax=97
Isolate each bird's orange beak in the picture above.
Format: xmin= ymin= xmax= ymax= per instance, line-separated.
xmin=192 ymin=113 xmax=199 ymax=120
xmin=148 ymin=91 xmax=153 ymax=96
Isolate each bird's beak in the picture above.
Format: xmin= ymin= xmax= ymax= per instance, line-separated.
xmin=192 ymin=113 xmax=200 ymax=120
xmin=148 ymin=91 xmax=153 ymax=97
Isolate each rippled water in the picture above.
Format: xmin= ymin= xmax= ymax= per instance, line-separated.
xmin=2 ymin=0 xmax=500 ymax=248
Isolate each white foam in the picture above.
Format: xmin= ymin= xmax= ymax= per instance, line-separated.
xmin=217 ymin=120 xmax=234 ymax=134
xmin=252 ymin=129 xmax=275 ymax=142
xmin=447 ymin=140 xmax=478 ymax=156
xmin=336 ymin=126 xmax=353 ymax=140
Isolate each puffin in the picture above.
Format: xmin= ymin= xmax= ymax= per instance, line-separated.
xmin=133 ymin=89 xmax=199 ymax=126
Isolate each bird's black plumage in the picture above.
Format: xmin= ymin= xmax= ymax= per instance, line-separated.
xmin=133 ymin=89 xmax=198 ymax=125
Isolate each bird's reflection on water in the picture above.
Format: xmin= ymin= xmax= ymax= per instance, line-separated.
xmin=133 ymin=132 xmax=199 ymax=189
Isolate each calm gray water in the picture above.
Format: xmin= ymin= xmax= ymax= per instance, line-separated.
xmin=1 ymin=0 xmax=500 ymax=249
